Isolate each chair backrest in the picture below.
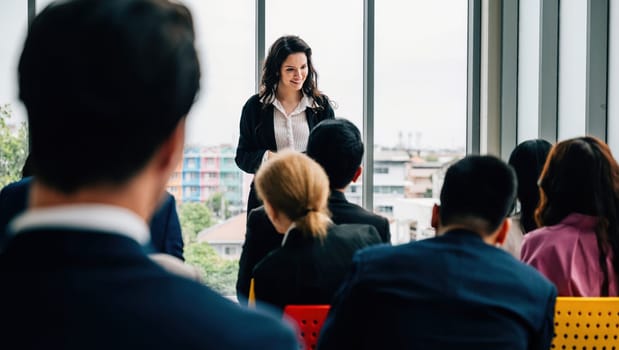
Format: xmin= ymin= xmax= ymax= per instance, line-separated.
xmin=283 ymin=305 xmax=330 ymax=350
xmin=553 ymin=297 xmax=619 ymax=349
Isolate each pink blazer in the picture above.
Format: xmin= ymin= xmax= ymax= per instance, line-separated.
xmin=521 ymin=213 xmax=618 ymax=296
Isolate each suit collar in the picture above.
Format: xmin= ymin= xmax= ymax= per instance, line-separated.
xmin=328 ymin=190 xmax=348 ymax=204
xmin=442 ymin=229 xmax=486 ymax=243
xmin=9 ymin=204 xmax=150 ymax=245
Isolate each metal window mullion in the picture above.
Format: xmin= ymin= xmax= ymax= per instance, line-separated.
xmin=585 ymin=0 xmax=609 ymax=140
xmin=28 ymin=0 xmax=35 ymax=28
xmin=500 ymin=0 xmax=519 ymax=160
xmin=481 ymin=0 xmax=502 ymax=156
xmin=467 ymin=0 xmax=482 ymax=155
xmin=537 ymin=0 xmax=559 ymax=143
xmin=255 ymin=0 xmax=265 ymax=94
xmin=362 ymin=0 xmax=375 ymax=211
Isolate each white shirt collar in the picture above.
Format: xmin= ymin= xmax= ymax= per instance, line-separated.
xmin=281 ymin=222 xmax=297 ymax=247
xmin=9 ymin=204 xmax=150 ymax=245
xmin=262 ymin=93 xmax=314 ymax=115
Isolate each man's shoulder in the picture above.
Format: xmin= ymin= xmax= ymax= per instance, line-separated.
xmin=328 ymin=223 xmax=382 ymax=244
xmin=243 ymin=94 xmax=263 ymax=110
xmin=329 ymin=197 xmax=388 ymax=227
xmin=247 ymin=206 xmax=277 ymax=237
xmin=0 ymin=177 xmax=31 ymax=201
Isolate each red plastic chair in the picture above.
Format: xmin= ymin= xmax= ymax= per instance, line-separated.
xmin=283 ymin=305 xmax=331 ymax=350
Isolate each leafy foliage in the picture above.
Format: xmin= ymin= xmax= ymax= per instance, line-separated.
xmin=206 ymin=192 xmax=231 ymax=219
xmin=0 ymin=104 xmax=28 ymax=188
xmin=179 ymin=202 xmax=213 ymax=244
xmin=184 ymin=242 xmax=238 ymax=296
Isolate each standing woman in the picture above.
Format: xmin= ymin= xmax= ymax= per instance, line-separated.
xmin=521 ymin=136 xmax=619 ymax=296
xmin=235 ymin=35 xmax=335 ymax=215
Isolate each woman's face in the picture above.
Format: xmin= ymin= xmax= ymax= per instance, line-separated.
xmin=278 ymin=52 xmax=308 ymax=93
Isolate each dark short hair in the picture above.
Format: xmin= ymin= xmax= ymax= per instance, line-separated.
xmin=19 ymin=0 xmax=200 ymax=193
xmin=440 ymin=155 xmax=517 ymax=234
xmin=306 ymin=119 xmax=364 ymax=189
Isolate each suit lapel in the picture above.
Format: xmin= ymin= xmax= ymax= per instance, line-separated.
xmin=306 ymin=107 xmax=318 ymax=129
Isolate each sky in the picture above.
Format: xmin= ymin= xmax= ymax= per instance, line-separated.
xmin=1 ymin=0 xmax=467 ymax=150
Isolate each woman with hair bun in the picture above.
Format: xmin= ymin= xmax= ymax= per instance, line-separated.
xmin=251 ymin=151 xmax=381 ymax=311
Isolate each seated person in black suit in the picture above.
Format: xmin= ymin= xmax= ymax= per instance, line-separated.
xmin=318 ymin=156 xmax=558 ymax=350
xmin=251 ymin=150 xmax=382 ymax=312
xmin=0 ymin=176 xmax=184 ymax=259
xmin=237 ymin=118 xmax=390 ymax=302
xmin=0 ymin=1 xmax=297 ymax=348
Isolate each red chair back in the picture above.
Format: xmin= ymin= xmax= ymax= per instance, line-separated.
xmin=283 ymin=305 xmax=331 ymax=350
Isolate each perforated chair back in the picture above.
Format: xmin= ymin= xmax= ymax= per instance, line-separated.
xmin=553 ymin=297 xmax=619 ymax=349
xmin=283 ymin=305 xmax=330 ymax=350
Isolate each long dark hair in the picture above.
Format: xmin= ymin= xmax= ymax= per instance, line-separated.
xmin=508 ymin=139 xmax=552 ymax=233
xmin=535 ymin=136 xmax=619 ymax=296
xmin=259 ymin=35 xmax=328 ymax=109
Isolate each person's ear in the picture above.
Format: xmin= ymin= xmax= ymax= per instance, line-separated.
xmin=155 ymin=118 xmax=186 ymax=176
xmin=494 ymin=218 xmax=511 ymax=246
xmin=431 ymin=204 xmax=440 ymax=230
xmin=352 ymin=166 xmax=362 ymax=183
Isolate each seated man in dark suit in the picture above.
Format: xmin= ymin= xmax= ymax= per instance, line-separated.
xmin=237 ymin=118 xmax=391 ymax=302
xmin=0 ymin=177 xmax=184 ymax=259
xmin=318 ymin=156 xmax=558 ymax=350
xmin=0 ymin=1 xmax=297 ymax=349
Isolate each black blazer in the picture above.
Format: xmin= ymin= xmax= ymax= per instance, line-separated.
xmin=318 ymin=230 xmax=558 ymax=350
xmin=235 ymin=94 xmax=335 ymax=214
xmin=252 ymin=224 xmax=382 ymax=312
xmin=0 ymin=229 xmax=297 ymax=349
xmin=236 ymin=191 xmax=390 ymax=303
xmin=0 ymin=177 xmax=184 ymax=259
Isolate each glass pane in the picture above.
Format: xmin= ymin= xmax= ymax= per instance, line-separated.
xmin=375 ymin=0 xmax=467 ymax=244
xmin=170 ymin=0 xmax=255 ymax=298
xmin=557 ymin=0 xmax=587 ymax=140
xmin=517 ymin=0 xmax=541 ymax=142
xmin=36 ymin=0 xmax=55 ymax=12
xmin=0 ymin=1 xmax=28 ymax=123
xmin=266 ymin=0 xmax=364 ymax=137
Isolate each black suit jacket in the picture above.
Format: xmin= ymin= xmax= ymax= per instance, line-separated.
xmin=318 ymin=230 xmax=558 ymax=350
xmin=236 ymin=191 xmax=390 ymax=302
xmin=234 ymin=94 xmax=335 ymax=213
xmin=252 ymin=224 xmax=382 ymax=312
xmin=0 ymin=177 xmax=184 ymax=259
xmin=0 ymin=229 xmax=297 ymax=349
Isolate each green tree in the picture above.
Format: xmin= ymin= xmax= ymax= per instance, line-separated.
xmin=184 ymin=242 xmax=238 ymax=296
xmin=0 ymin=104 xmax=29 ymax=188
xmin=206 ymin=192 xmax=231 ymax=219
xmin=179 ymin=202 xmax=214 ymax=244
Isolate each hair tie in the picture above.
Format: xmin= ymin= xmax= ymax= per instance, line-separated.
xmin=302 ymin=207 xmax=316 ymax=216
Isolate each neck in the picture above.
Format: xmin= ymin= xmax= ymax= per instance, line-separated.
xmin=29 ymin=174 xmax=163 ymax=222
xmin=276 ymin=86 xmax=302 ymax=103
xmin=437 ymin=224 xmax=496 ymax=245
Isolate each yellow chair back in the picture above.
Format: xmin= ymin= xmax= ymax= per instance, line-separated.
xmin=553 ymin=297 xmax=619 ymax=348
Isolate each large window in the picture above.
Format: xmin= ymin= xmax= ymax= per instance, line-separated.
xmin=266 ymin=0 xmax=364 ymax=131
xmin=0 ymin=1 xmax=28 ymax=125
xmin=374 ymin=0 xmax=467 ymax=243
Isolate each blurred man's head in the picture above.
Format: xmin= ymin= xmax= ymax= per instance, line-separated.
xmin=306 ymin=118 xmax=364 ymax=190
xmin=19 ymin=0 xmax=200 ymax=196
xmin=433 ymin=155 xmax=517 ymax=241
